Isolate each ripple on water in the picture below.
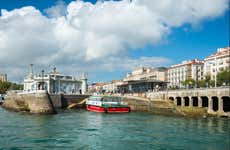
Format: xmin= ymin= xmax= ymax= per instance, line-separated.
xmin=0 ymin=108 xmax=229 ymax=150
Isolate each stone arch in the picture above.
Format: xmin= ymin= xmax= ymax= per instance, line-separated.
xmin=176 ymin=97 xmax=181 ymax=106
xmin=212 ymin=96 xmax=219 ymax=112
xmin=222 ymin=96 xmax=230 ymax=112
xmin=201 ymin=96 xmax=208 ymax=107
xmin=184 ymin=97 xmax=189 ymax=106
xmin=169 ymin=97 xmax=174 ymax=101
xmin=192 ymin=97 xmax=198 ymax=107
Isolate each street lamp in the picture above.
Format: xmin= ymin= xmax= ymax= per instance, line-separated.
xmin=214 ymin=55 xmax=217 ymax=88
xmin=41 ymin=70 xmax=44 ymax=90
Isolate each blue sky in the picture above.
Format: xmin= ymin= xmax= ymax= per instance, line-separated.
xmin=0 ymin=0 xmax=229 ymax=83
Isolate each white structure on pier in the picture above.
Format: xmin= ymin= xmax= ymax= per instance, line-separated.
xmin=23 ymin=65 xmax=87 ymax=94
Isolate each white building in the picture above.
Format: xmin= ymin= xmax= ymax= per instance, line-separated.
xmin=168 ymin=59 xmax=204 ymax=88
xmin=124 ymin=67 xmax=167 ymax=82
xmin=23 ymin=65 xmax=87 ymax=94
xmin=88 ymin=82 xmax=106 ymax=94
xmin=204 ymin=47 xmax=230 ymax=80
xmin=102 ymin=80 xmax=124 ymax=93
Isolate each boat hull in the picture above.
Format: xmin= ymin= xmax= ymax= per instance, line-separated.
xmin=86 ymin=105 xmax=105 ymax=113
xmin=86 ymin=105 xmax=130 ymax=113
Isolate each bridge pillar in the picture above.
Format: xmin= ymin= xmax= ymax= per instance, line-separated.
xmin=181 ymin=97 xmax=185 ymax=107
xmin=208 ymin=97 xmax=213 ymax=113
xmin=198 ymin=97 xmax=202 ymax=108
xmin=189 ymin=96 xmax=193 ymax=107
xmin=218 ymin=97 xmax=224 ymax=114
xmin=173 ymin=97 xmax=177 ymax=105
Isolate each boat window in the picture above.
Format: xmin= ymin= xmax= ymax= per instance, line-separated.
xmin=89 ymin=97 xmax=102 ymax=101
xmin=103 ymin=97 xmax=121 ymax=102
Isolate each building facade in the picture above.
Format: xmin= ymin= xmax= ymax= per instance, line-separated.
xmin=119 ymin=67 xmax=168 ymax=93
xmin=23 ymin=66 xmax=87 ymax=94
xmin=204 ymin=47 xmax=230 ymax=81
xmin=102 ymin=80 xmax=124 ymax=93
xmin=0 ymin=73 xmax=7 ymax=82
xmin=88 ymin=82 xmax=106 ymax=94
xmin=124 ymin=67 xmax=167 ymax=82
xmin=167 ymin=59 xmax=204 ymax=88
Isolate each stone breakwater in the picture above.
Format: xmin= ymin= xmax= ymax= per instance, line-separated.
xmin=122 ymin=96 xmax=208 ymax=117
xmin=2 ymin=90 xmax=56 ymax=114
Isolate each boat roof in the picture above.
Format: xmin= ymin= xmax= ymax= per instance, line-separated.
xmin=90 ymin=95 xmax=121 ymax=98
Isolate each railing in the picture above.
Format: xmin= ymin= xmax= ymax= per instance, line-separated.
xmin=18 ymin=90 xmax=47 ymax=94
xmin=166 ymin=86 xmax=230 ymax=92
xmin=166 ymin=87 xmax=229 ymax=94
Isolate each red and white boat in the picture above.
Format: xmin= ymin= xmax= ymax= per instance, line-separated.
xmin=86 ymin=96 xmax=130 ymax=113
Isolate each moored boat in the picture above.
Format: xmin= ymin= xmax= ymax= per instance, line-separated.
xmin=86 ymin=96 xmax=130 ymax=113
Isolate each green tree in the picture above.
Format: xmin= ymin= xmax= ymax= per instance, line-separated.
xmin=197 ymin=79 xmax=215 ymax=88
xmin=0 ymin=81 xmax=11 ymax=94
xmin=202 ymin=75 xmax=215 ymax=87
xmin=197 ymin=80 xmax=206 ymax=87
xmin=205 ymin=75 xmax=211 ymax=83
xmin=217 ymin=70 xmax=230 ymax=86
xmin=9 ymin=83 xmax=23 ymax=90
xmin=210 ymin=80 xmax=215 ymax=87
xmin=0 ymin=81 xmax=23 ymax=94
xmin=182 ymin=78 xmax=195 ymax=88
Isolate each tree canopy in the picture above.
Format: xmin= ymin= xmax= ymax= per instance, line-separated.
xmin=217 ymin=70 xmax=230 ymax=86
xmin=181 ymin=78 xmax=195 ymax=88
xmin=0 ymin=81 xmax=23 ymax=94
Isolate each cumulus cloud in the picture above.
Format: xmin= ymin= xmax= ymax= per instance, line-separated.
xmin=44 ymin=0 xmax=67 ymax=18
xmin=0 ymin=0 xmax=228 ymax=82
xmin=134 ymin=0 xmax=229 ymax=26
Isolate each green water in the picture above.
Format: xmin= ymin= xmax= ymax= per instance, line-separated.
xmin=0 ymin=107 xmax=229 ymax=150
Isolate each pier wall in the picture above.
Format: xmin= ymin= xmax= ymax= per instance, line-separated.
xmin=123 ymin=98 xmax=150 ymax=111
xmin=3 ymin=90 xmax=55 ymax=114
xmin=49 ymin=94 xmax=90 ymax=108
xmin=2 ymin=91 xmax=91 ymax=113
xmin=123 ymin=96 xmax=180 ymax=115
xmin=145 ymin=87 xmax=230 ymax=117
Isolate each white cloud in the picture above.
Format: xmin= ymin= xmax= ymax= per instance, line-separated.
xmin=134 ymin=0 xmax=229 ymax=26
xmin=44 ymin=0 xmax=67 ymax=18
xmin=0 ymin=0 xmax=228 ymax=82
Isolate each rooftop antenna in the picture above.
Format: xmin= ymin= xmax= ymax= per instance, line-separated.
xmin=29 ymin=64 xmax=34 ymax=78
xmin=29 ymin=64 xmax=33 ymax=77
xmin=53 ymin=66 xmax=57 ymax=73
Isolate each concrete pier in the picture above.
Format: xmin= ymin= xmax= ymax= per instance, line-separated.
xmin=198 ymin=97 xmax=202 ymax=108
xmin=2 ymin=90 xmax=91 ymax=114
xmin=2 ymin=90 xmax=56 ymax=114
xmin=49 ymin=94 xmax=90 ymax=108
xmin=144 ymin=87 xmax=230 ymax=117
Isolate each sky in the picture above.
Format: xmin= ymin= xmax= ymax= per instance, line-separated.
xmin=0 ymin=0 xmax=229 ymax=83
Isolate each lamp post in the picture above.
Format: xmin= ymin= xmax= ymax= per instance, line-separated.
xmin=41 ymin=70 xmax=44 ymax=90
xmin=214 ymin=55 xmax=217 ymax=88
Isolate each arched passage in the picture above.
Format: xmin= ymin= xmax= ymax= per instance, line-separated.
xmin=176 ymin=97 xmax=181 ymax=106
xmin=201 ymin=96 xmax=208 ymax=107
xmin=169 ymin=97 xmax=174 ymax=101
xmin=222 ymin=96 xmax=230 ymax=112
xmin=212 ymin=96 xmax=219 ymax=112
xmin=184 ymin=97 xmax=189 ymax=106
xmin=192 ymin=97 xmax=198 ymax=107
